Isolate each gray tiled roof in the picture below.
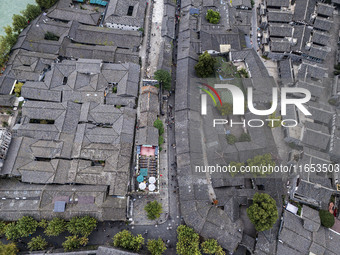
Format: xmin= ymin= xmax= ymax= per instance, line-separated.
xmin=266 ymin=0 xmax=289 ymax=7
xmin=104 ymin=0 xmax=146 ymax=28
xmin=316 ymin=3 xmax=334 ymax=17
xmin=313 ymin=17 xmax=333 ymax=31
xmin=267 ymin=10 xmax=293 ymax=23
xmin=270 ymin=38 xmax=291 ymax=52
xmin=0 ymin=179 xmax=126 ymax=221
xmin=269 ymin=24 xmax=293 ymax=37
xmin=293 ymin=0 xmax=317 ymax=23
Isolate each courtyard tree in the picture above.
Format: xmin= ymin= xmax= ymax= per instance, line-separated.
xmin=201 ymin=239 xmax=225 ymax=255
xmin=195 ymin=51 xmax=216 ymax=78
xmin=144 ymin=201 xmax=163 ymax=220
xmin=14 ymin=82 xmax=24 ymax=96
xmin=16 ymin=216 xmax=38 ymax=237
xmin=216 ymin=103 xmax=233 ymax=116
xmin=247 ymin=193 xmax=278 ymax=232
xmin=154 ymin=69 xmax=171 ymax=91
xmin=176 ymin=225 xmax=201 ymax=255
xmin=67 ymin=216 xmax=97 ymax=237
xmin=319 ymin=210 xmax=335 ymax=228
xmin=147 ymin=238 xmax=167 ymax=255
xmin=21 ymin=4 xmax=41 ymax=22
xmin=45 ymin=217 xmax=67 ymax=236
xmin=0 ymin=242 xmax=18 ymax=255
xmin=247 ymin=153 xmax=275 ymax=175
xmin=206 ymin=9 xmax=221 ymax=24
xmin=267 ymin=112 xmax=282 ymax=128
xmin=113 ymin=230 xmax=144 ymax=252
xmin=28 ymin=236 xmax=48 ymax=251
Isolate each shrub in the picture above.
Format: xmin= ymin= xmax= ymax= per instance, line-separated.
xmin=0 ymin=242 xmax=18 ymax=255
xmin=16 ymin=216 xmax=38 ymax=237
xmin=5 ymin=223 xmax=20 ymax=240
xmin=319 ymin=210 xmax=335 ymax=228
xmin=144 ymin=201 xmax=163 ymax=220
xmin=0 ymin=221 xmax=6 ymax=236
xmin=38 ymin=219 xmax=48 ymax=229
xmin=62 ymin=235 xmax=81 ymax=251
xmin=45 ymin=218 xmax=67 ymax=236
xmin=44 ymin=31 xmax=59 ymax=41
xmin=67 ymin=216 xmax=97 ymax=237
xmin=147 ymin=238 xmax=167 ymax=255
xmin=113 ymin=230 xmax=144 ymax=252
xmin=28 ymin=236 xmax=48 ymax=251
xmin=176 ymin=225 xmax=200 ymax=255
xmin=201 ymin=239 xmax=225 ymax=255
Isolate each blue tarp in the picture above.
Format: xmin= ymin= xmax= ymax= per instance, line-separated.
xmin=137 ymin=175 xmax=144 ymax=182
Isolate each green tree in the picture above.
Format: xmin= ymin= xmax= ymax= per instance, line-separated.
xmin=158 ymin=136 xmax=164 ymax=146
xmin=2 ymin=26 xmax=18 ymax=49
xmin=21 ymin=4 xmax=41 ymax=21
xmin=28 ymin=236 xmax=48 ymax=251
xmin=216 ymin=103 xmax=233 ymax=116
xmin=195 ymin=51 xmax=216 ymax=78
xmin=0 ymin=242 xmax=18 ymax=255
xmin=113 ymin=230 xmax=144 ymax=252
xmin=176 ymin=225 xmax=201 ymax=255
xmin=5 ymin=223 xmax=20 ymax=241
xmin=154 ymin=118 xmax=164 ymax=130
xmin=247 ymin=153 xmax=275 ymax=175
xmin=12 ymin=14 xmax=28 ymax=33
xmin=154 ymin=70 xmax=171 ymax=91
xmin=206 ymin=9 xmax=221 ymax=24
xmin=147 ymin=238 xmax=167 ymax=255
xmin=201 ymin=239 xmax=225 ymax=255
xmin=0 ymin=221 xmax=5 ymax=237
xmin=319 ymin=210 xmax=335 ymax=228
xmin=35 ymin=0 xmax=57 ymax=9
xmin=16 ymin=216 xmax=38 ymax=238
xmin=247 ymin=193 xmax=278 ymax=232
xmin=62 ymin=235 xmax=81 ymax=251
xmin=14 ymin=82 xmax=24 ymax=96
xmin=144 ymin=201 xmax=163 ymax=220
xmin=267 ymin=112 xmax=282 ymax=128
xmin=67 ymin=216 xmax=97 ymax=237
xmin=154 ymin=119 xmax=164 ymax=135
xmin=45 ymin=218 xmax=67 ymax=236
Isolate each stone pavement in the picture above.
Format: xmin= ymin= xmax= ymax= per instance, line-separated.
xmin=131 ymin=100 xmax=170 ymax=226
